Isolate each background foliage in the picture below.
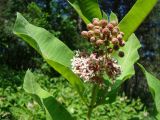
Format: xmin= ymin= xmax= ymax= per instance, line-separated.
xmin=0 ymin=0 xmax=160 ymax=119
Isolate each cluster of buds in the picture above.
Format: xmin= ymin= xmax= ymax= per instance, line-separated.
xmin=81 ymin=18 xmax=125 ymax=57
xmin=71 ymin=51 xmax=121 ymax=84
xmin=71 ymin=18 xmax=125 ymax=84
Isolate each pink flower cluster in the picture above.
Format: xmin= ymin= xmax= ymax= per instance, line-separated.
xmin=71 ymin=51 xmax=121 ymax=83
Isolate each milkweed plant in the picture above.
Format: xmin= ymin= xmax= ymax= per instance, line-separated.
xmin=13 ymin=0 xmax=160 ymax=120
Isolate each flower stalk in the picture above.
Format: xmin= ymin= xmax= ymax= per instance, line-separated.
xmin=87 ymin=84 xmax=99 ymax=120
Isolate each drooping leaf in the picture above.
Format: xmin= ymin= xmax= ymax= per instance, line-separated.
xmin=138 ymin=63 xmax=160 ymax=119
xmin=119 ymin=0 xmax=158 ymax=40
xmin=67 ymin=0 xmax=102 ymax=24
xmin=23 ymin=70 xmax=74 ymax=120
xmin=13 ymin=13 xmax=86 ymax=103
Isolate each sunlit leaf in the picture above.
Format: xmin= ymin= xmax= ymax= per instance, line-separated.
xmin=116 ymin=34 xmax=141 ymax=81
xmin=138 ymin=63 xmax=160 ymax=119
xmin=67 ymin=0 xmax=102 ymax=24
xmin=13 ymin=13 xmax=86 ymax=103
xmin=97 ymin=34 xmax=141 ymax=105
xmin=23 ymin=70 xmax=74 ymax=120
xmin=119 ymin=0 xmax=158 ymax=40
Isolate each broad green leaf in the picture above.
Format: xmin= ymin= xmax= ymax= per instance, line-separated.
xmin=23 ymin=70 xmax=74 ymax=120
xmin=138 ymin=63 xmax=160 ymax=119
xmin=67 ymin=0 xmax=102 ymax=24
xmin=13 ymin=13 xmax=86 ymax=103
xmin=116 ymin=34 xmax=141 ymax=81
xmin=119 ymin=0 xmax=158 ymax=40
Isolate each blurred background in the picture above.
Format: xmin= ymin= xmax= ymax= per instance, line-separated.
xmin=0 ymin=0 xmax=159 ymax=119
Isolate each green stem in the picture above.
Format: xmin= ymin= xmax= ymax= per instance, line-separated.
xmin=87 ymin=84 xmax=98 ymax=120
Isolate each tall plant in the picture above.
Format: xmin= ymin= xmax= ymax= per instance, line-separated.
xmin=13 ymin=0 xmax=160 ymax=119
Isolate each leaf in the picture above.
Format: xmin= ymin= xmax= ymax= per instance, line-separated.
xmin=102 ymin=11 xmax=108 ymax=21
xmin=23 ymin=70 xmax=74 ymax=120
xmin=13 ymin=13 xmax=86 ymax=103
xmin=67 ymin=0 xmax=102 ymax=24
xmin=97 ymin=34 xmax=141 ymax=105
xmin=115 ymin=34 xmax=141 ymax=81
xmin=119 ymin=0 xmax=158 ymax=40
xmin=138 ymin=63 xmax=160 ymax=119
xmin=110 ymin=12 xmax=118 ymax=23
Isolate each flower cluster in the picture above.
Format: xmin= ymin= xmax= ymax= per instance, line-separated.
xmin=71 ymin=18 xmax=124 ymax=84
xmin=71 ymin=51 xmax=121 ymax=84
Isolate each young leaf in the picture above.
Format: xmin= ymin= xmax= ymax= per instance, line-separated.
xmin=138 ymin=63 xmax=160 ymax=119
xmin=13 ymin=13 xmax=86 ymax=104
xmin=67 ymin=0 xmax=102 ymax=24
xmin=119 ymin=0 xmax=158 ymax=40
xmin=110 ymin=12 xmax=118 ymax=23
xmin=23 ymin=70 xmax=74 ymax=120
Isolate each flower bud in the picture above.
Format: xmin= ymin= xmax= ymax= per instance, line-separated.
xmin=94 ymin=26 xmax=100 ymax=29
xmin=94 ymin=29 xmax=101 ymax=36
xmin=111 ymin=38 xmax=119 ymax=44
xmin=93 ymin=19 xmax=100 ymax=26
xmin=107 ymin=23 xmax=114 ymax=30
xmin=118 ymin=51 xmax=125 ymax=57
xmin=90 ymin=37 xmax=96 ymax=42
xmin=87 ymin=23 xmax=94 ymax=30
xmin=81 ymin=31 xmax=88 ymax=38
xmin=88 ymin=31 xmax=94 ymax=37
xmin=117 ymin=34 xmax=123 ymax=40
xmin=102 ymin=28 xmax=110 ymax=35
xmin=107 ymin=48 xmax=113 ymax=53
xmin=96 ymin=39 xmax=104 ymax=46
xmin=112 ymin=28 xmax=119 ymax=35
xmin=100 ymin=19 xmax=108 ymax=27
xmin=100 ymin=34 xmax=105 ymax=40
xmin=93 ymin=18 xmax=99 ymax=22
xmin=110 ymin=20 xmax=118 ymax=26
xmin=113 ymin=45 xmax=119 ymax=50
xmin=119 ymin=40 xmax=125 ymax=47
xmin=120 ymin=32 xmax=124 ymax=36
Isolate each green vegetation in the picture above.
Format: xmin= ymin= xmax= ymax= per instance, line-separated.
xmin=0 ymin=0 xmax=160 ymax=120
xmin=0 ymin=66 xmax=148 ymax=119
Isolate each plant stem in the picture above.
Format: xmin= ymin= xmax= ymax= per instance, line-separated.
xmin=87 ymin=84 xmax=98 ymax=120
